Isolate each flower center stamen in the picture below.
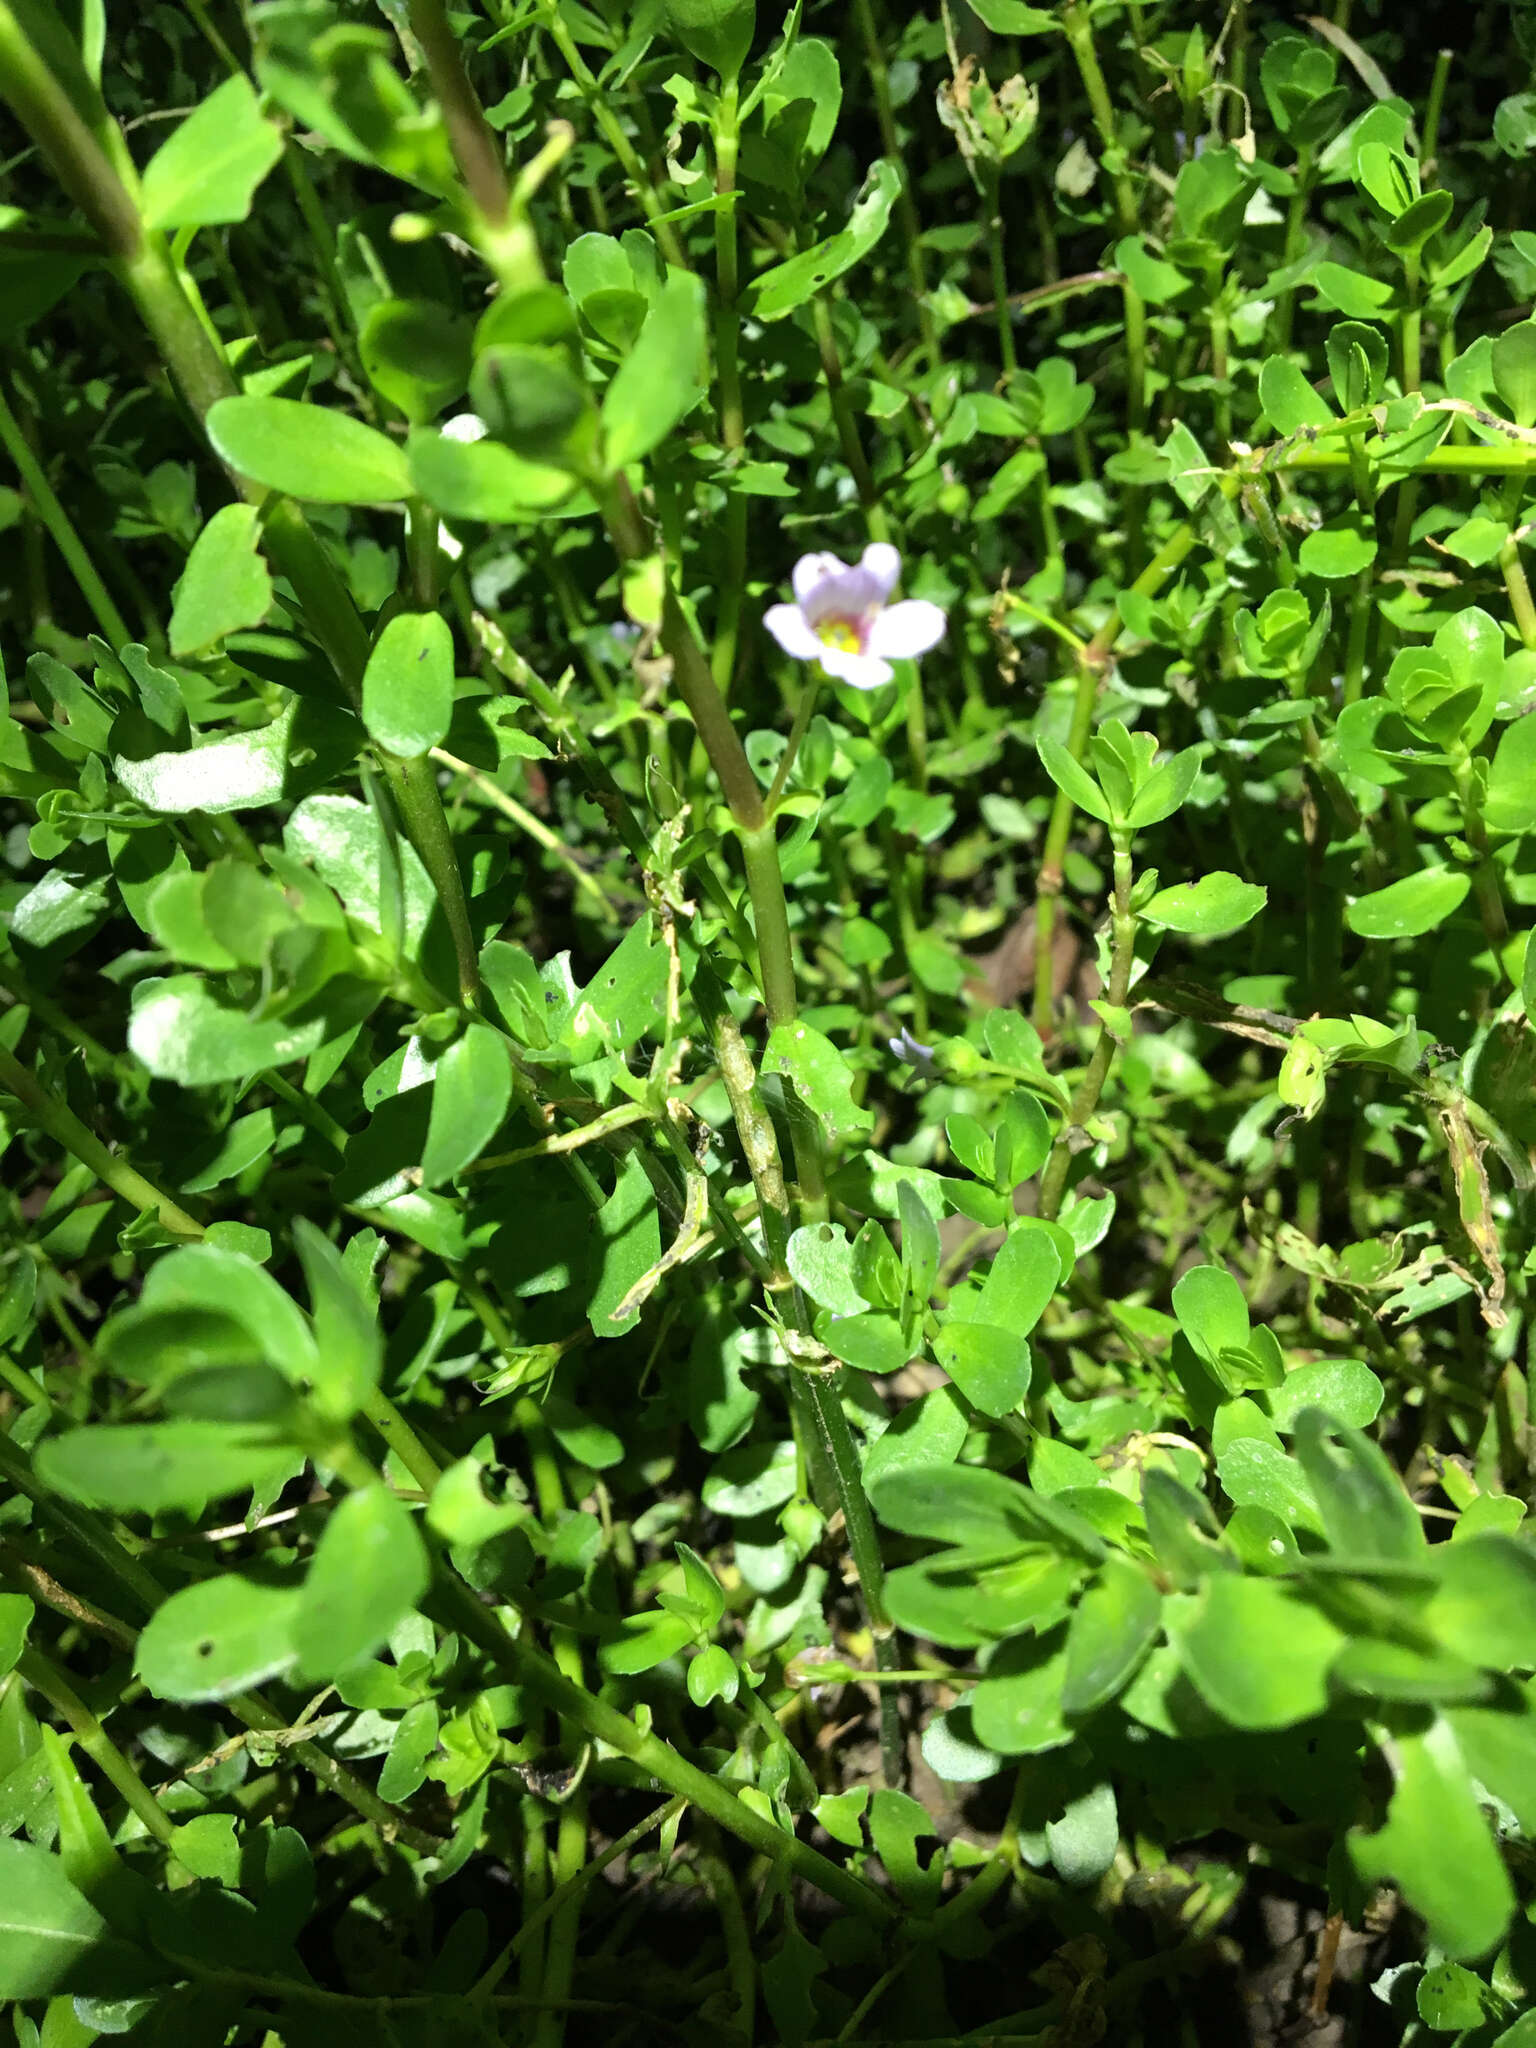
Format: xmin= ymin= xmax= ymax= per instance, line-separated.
xmin=816 ymin=616 xmax=864 ymax=654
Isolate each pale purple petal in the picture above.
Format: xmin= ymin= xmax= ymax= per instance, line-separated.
xmin=861 ymin=542 xmax=902 ymax=600
xmin=865 ymin=599 xmax=947 ymax=662
xmin=803 ymin=564 xmax=885 ymax=627
xmin=820 ymin=644 xmax=893 ymax=689
xmin=888 ymin=1027 xmax=936 ymax=1075
xmin=764 ymin=602 xmax=823 ymax=661
xmin=792 ymin=552 xmax=849 ymax=605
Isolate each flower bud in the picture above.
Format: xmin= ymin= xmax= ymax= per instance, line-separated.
xmin=935 ymin=1035 xmax=984 ymax=1082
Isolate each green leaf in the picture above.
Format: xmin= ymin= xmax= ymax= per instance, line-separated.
xmin=934 ymin=1320 xmax=1033 ymax=1419
xmin=1061 ymin=1558 xmax=1162 ymax=1715
xmin=1346 ymin=866 xmax=1470 ymax=939
xmin=1046 ymin=1779 xmax=1119 ymax=1888
xmin=1309 ymin=262 xmax=1395 ymax=318
xmin=292 ymin=1486 xmax=429 ymax=1683
xmin=406 ymin=427 xmax=579 ymax=519
xmin=136 ymin=1574 xmax=302 ymax=1702
xmin=34 ymin=1422 xmax=294 ymax=1515
xmin=1485 ymin=712 xmax=1536 ymax=835
xmin=1325 ymin=320 xmax=1389 ymax=410
xmin=377 ymin=1701 xmax=440 ymax=1804
xmin=1171 ymin=1264 xmax=1250 ymax=1362
xmin=127 ymin=972 xmax=372 ymax=1086
xmin=1036 ymin=735 xmax=1113 ymax=823
xmin=964 ymin=0 xmax=1058 ymax=27
xmin=817 ymin=1310 xmax=909 ymax=1374
xmin=1349 ymin=1718 xmax=1515 ymax=1960
xmin=0 ymin=1841 xmax=110 ymax=1998
xmin=1125 ymin=745 xmax=1202 ymax=828
xmin=362 ymin=610 xmax=454 ymax=759
xmin=1257 ymin=355 xmax=1334 ymax=435
xmin=664 ymin=0 xmax=756 ymax=78
xmin=140 ymin=75 xmax=283 ymax=230
xmin=763 ymin=1021 xmax=874 ymax=1144
xmin=0 ymin=1594 xmax=31 ymax=1680
xmin=1385 ymin=187 xmax=1454 ymax=257
xmin=973 ymin=1227 xmax=1061 ymax=1337
xmin=169 ymin=504 xmax=273 ymax=659
xmin=588 ymin=1146 xmax=661 ymax=1338
xmin=115 ymin=703 xmax=297 ymax=815
xmin=421 ymin=1024 xmax=512 ymax=1187
xmin=599 ymin=1611 xmax=695 ymax=1676
xmin=1445 ymin=1698 xmax=1536 ymax=1836
xmin=969 ymin=1631 xmax=1073 ymax=1756
xmin=601 ymin=268 xmax=708 ymax=468
xmin=1267 ymin=1359 xmax=1383 ymax=1432
xmin=862 ymin=1384 xmax=969 ymax=1489
xmin=1492 ymin=321 xmax=1536 ymax=428
xmin=206 ymin=397 xmax=413 ymax=504
xmin=291 ymin=1222 xmax=381 ymax=1422
xmin=1175 ymin=1576 xmax=1344 ymax=1728
xmin=1293 ymin=1409 xmax=1426 ymax=1562
xmin=359 ymin=298 xmax=471 ymax=424
xmin=787 ymin=1223 xmax=867 ymax=1316
xmin=752 ymin=159 xmax=901 ymax=320
xmin=1298 ymin=512 xmax=1377 ymax=579
xmin=703 ymin=1440 xmax=797 ymax=1517
xmin=1424 ymin=1535 xmax=1536 ymax=1670
xmin=1139 ymin=872 xmax=1267 ymax=937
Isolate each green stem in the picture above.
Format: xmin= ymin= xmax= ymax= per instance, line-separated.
xmin=711 ymin=80 xmax=748 ymax=695
xmin=810 ymin=295 xmax=883 ymax=521
xmin=1062 ymin=0 xmax=1138 ymax=237
xmin=1270 ymin=146 xmax=1315 ymax=353
xmin=803 ymin=1372 xmax=905 ymax=1784
xmin=1032 ymin=516 xmax=1200 ymax=1033
xmin=1039 ymin=845 xmax=1138 ymax=1220
xmin=0 ymin=1040 xmax=203 ymax=1237
xmin=433 ymin=1572 xmax=891 ymax=1921
xmin=765 ymin=678 xmax=821 ymax=814
xmin=381 ymin=749 xmax=481 ymax=1005
xmin=0 ymin=376 xmax=130 ymax=643
xmin=406 ymin=0 xmax=511 ymax=224
xmin=19 ymin=1647 xmax=176 ymax=1846
xmin=984 ymin=166 xmax=1016 ymax=380
xmin=538 ymin=7 xmax=685 ymax=266
xmin=0 ymin=4 xmax=140 ymax=257
xmin=850 ymin=0 xmax=939 ymax=364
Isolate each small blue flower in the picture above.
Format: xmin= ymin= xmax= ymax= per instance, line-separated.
xmin=888 ymin=1026 xmax=937 ymax=1077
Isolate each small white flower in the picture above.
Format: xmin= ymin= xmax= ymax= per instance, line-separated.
xmin=442 ymin=412 xmax=489 ymax=444
xmin=888 ymin=1026 xmax=937 ymax=1077
xmin=764 ymin=543 xmax=946 ymax=690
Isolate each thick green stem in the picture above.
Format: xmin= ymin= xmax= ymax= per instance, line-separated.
xmin=0 ymin=378 xmax=130 ymax=643
xmin=0 ymin=1041 xmax=203 ymax=1237
xmin=406 ymin=0 xmax=510 ymax=224
xmin=0 ymin=5 xmax=140 ymax=256
xmin=19 ymin=1648 xmax=176 ymax=1845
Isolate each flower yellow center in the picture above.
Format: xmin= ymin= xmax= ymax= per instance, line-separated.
xmin=816 ymin=617 xmax=863 ymax=654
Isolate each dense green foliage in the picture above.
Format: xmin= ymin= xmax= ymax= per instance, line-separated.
xmin=5 ymin=0 xmax=1536 ymax=2040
